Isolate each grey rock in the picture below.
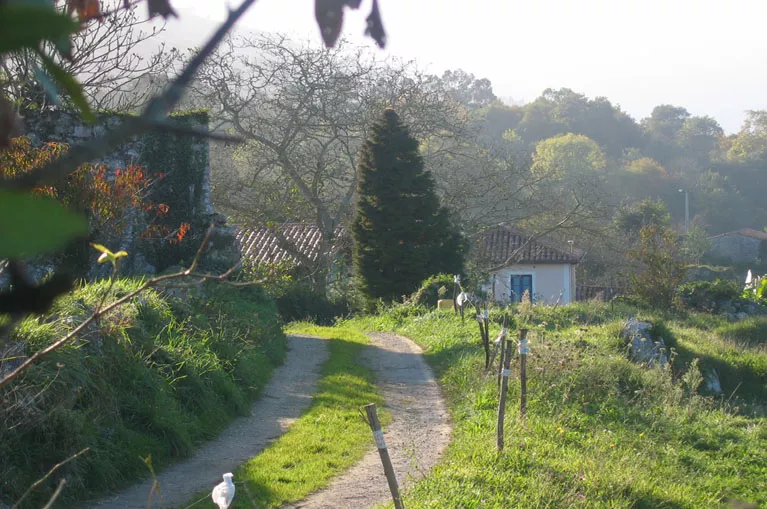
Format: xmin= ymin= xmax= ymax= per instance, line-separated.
xmin=130 ymin=253 xmax=157 ymax=276
xmin=621 ymin=318 xmax=668 ymax=368
xmin=704 ymin=368 xmax=723 ymax=395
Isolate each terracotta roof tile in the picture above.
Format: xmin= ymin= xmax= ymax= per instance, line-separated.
xmin=472 ymin=224 xmax=580 ymax=265
xmin=236 ymin=223 xmax=347 ymax=266
xmin=709 ymin=228 xmax=767 ymax=241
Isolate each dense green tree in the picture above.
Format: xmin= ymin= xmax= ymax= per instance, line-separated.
xmin=353 ymin=109 xmax=465 ymax=304
xmin=515 ymin=88 xmax=643 ymax=157
xmin=678 ymin=115 xmax=723 ymax=160
xmin=628 ymin=224 xmax=687 ymax=308
xmin=641 ymin=104 xmax=691 ymax=163
xmin=531 ymin=133 xmax=606 ymax=178
xmin=623 ymin=157 xmax=668 ymax=177
xmin=476 ymin=103 xmax=523 ymax=141
xmin=726 ymin=110 xmax=767 ymax=162
xmin=642 ymin=104 xmax=691 ymax=141
xmin=614 ymin=198 xmax=670 ymax=236
xmin=440 ymin=69 xmax=497 ymax=109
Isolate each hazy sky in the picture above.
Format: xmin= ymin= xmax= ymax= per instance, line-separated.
xmin=159 ymin=0 xmax=767 ymax=133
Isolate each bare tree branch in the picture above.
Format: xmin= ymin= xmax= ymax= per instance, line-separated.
xmin=40 ymin=479 xmax=67 ymax=509
xmin=0 ymin=0 xmax=260 ymax=192
xmin=13 ymin=448 xmax=90 ymax=509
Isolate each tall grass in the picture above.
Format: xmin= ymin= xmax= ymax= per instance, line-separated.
xmin=346 ymin=302 xmax=767 ymax=507
xmin=0 ymin=280 xmax=285 ymax=508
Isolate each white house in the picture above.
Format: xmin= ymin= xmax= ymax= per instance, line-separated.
xmin=472 ymin=224 xmax=581 ymax=305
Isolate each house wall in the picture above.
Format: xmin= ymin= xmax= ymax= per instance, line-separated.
xmin=708 ymin=234 xmax=764 ymax=263
xmin=488 ymin=264 xmax=575 ymax=305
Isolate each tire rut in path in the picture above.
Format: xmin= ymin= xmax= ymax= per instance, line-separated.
xmin=285 ymin=332 xmax=452 ymax=509
xmin=85 ymin=335 xmax=328 ymax=509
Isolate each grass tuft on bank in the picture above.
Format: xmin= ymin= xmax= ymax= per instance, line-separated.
xmin=0 ymin=280 xmax=285 ymax=508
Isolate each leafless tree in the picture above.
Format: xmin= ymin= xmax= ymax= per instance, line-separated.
xmin=1 ymin=0 xmax=175 ymax=112
xmin=185 ymin=33 xmax=469 ymax=287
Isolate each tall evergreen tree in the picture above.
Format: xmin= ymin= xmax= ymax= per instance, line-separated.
xmin=353 ymin=109 xmax=465 ymax=303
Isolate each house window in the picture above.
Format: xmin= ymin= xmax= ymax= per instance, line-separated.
xmin=510 ymin=274 xmax=533 ymax=303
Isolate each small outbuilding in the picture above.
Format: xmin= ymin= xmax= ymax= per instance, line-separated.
xmin=707 ymin=228 xmax=767 ymax=264
xmin=472 ymin=224 xmax=581 ymax=305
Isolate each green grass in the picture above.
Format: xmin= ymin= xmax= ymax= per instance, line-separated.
xmin=179 ymin=324 xmax=385 ymax=508
xmin=345 ymin=302 xmax=767 ymax=508
xmin=0 ymin=280 xmax=285 ymax=508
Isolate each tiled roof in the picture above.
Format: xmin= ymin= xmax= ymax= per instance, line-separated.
xmin=236 ymin=223 xmax=347 ymax=266
xmin=710 ymin=228 xmax=767 ymax=241
xmin=472 ymin=224 xmax=580 ymax=266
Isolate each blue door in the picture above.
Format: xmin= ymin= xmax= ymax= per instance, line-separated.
xmin=510 ymin=275 xmax=533 ymax=302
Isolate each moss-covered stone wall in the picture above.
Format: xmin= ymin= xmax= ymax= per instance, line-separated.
xmin=18 ymin=109 xmax=235 ymax=276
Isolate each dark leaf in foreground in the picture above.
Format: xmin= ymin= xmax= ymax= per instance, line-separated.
xmin=315 ymin=0 xmax=362 ymax=47
xmin=0 ymin=262 xmax=73 ymax=317
xmin=37 ymin=51 xmax=96 ymax=122
xmin=0 ymin=5 xmax=79 ymax=53
xmin=0 ymin=191 xmax=88 ymax=259
xmin=147 ymin=0 xmax=178 ymax=19
xmin=364 ymin=0 xmax=386 ymax=48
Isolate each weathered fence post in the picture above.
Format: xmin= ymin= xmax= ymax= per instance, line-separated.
xmin=518 ymin=329 xmax=529 ymax=420
xmin=363 ymin=403 xmax=404 ymax=509
xmin=496 ymin=337 xmax=513 ymax=451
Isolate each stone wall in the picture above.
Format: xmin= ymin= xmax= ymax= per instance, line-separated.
xmin=708 ymin=233 xmax=764 ymax=263
xmin=2 ymin=109 xmax=238 ymax=281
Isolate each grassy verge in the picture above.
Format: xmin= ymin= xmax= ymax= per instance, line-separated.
xmin=190 ymin=324 xmax=386 ymax=509
xmin=0 ymin=280 xmax=285 ymax=508
xmin=346 ymin=302 xmax=767 ymax=508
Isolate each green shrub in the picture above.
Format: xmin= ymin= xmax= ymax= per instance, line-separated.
xmin=274 ymin=282 xmax=350 ymax=325
xmin=744 ymin=277 xmax=767 ymax=302
xmin=408 ymin=273 xmax=458 ymax=308
xmin=675 ymin=279 xmax=743 ymax=312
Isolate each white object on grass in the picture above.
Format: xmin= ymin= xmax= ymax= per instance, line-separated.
xmin=212 ymin=472 xmax=235 ymax=509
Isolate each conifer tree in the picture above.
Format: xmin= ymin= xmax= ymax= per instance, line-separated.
xmin=353 ymin=109 xmax=465 ymax=303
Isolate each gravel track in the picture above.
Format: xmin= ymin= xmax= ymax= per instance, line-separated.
xmin=284 ymin=332 xmax=452 ymax=509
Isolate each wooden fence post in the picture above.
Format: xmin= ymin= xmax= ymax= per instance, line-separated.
xmin=494 ymin=315 xmax=508 ymax=383
xmin=363 ymin=403 xmax=404 ymax=509
xmin=494 ymin=336 xmax=505 ymax=385
xmin=496 ymin=338 xmax=513 ymax=451
xmin=518 ymin=329 xmax=529 ymax=420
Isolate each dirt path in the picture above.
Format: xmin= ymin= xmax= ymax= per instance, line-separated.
xmin=85 ymin=335 xmax=328 ymax=509
xmin=285 ymin=332 xmax=452 ymax=509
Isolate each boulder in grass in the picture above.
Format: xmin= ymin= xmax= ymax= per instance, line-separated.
xmin=621 ymin=318 xmax=668 ymax=368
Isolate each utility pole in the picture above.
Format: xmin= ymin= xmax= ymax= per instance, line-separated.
xmin=679 ymin=188 xmax=689 ymax=234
